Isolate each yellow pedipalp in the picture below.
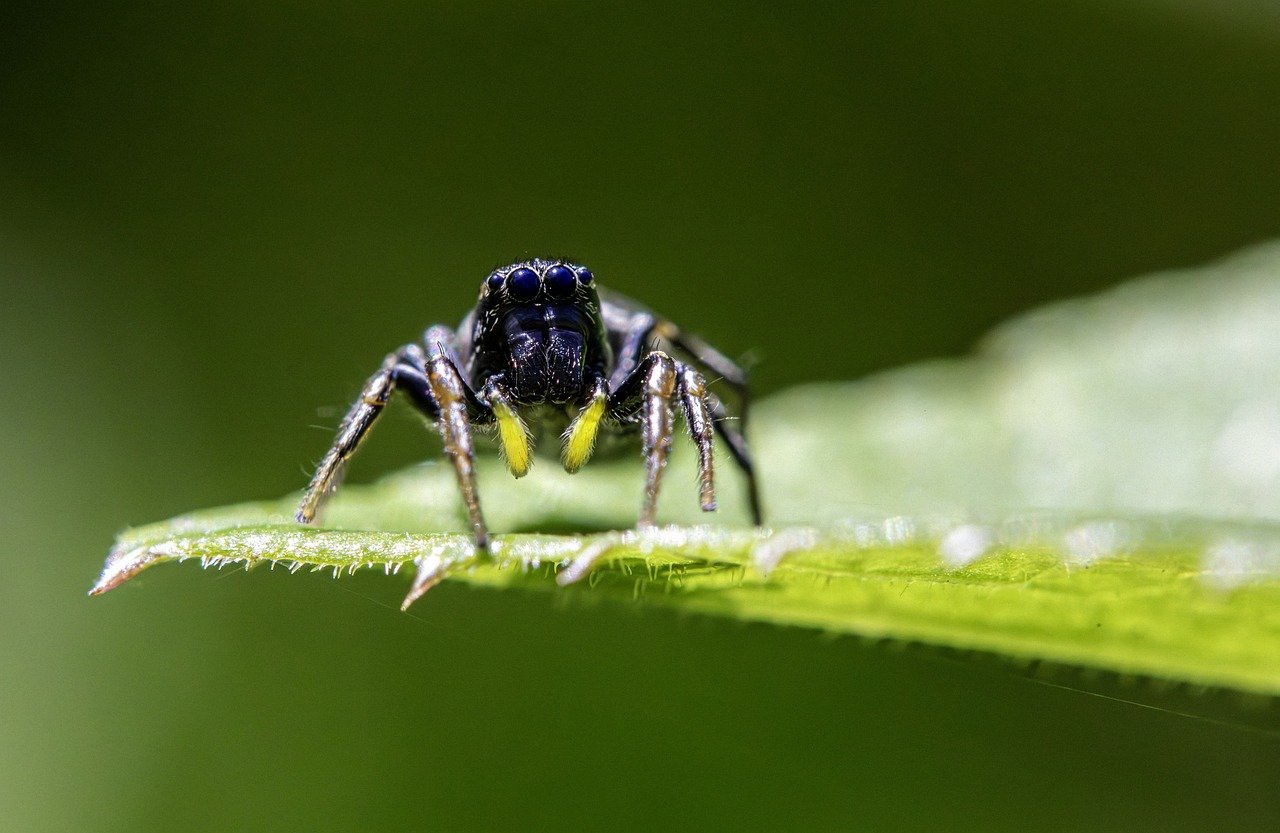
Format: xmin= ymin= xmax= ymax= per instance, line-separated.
xmin=562 ymin=393 xmax=607 ymax=473
xmin=493 ymin=400 xmax=531 ymax=478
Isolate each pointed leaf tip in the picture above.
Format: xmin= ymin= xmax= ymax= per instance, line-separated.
xmin=89 ymin=545 xmax=161 ymax=596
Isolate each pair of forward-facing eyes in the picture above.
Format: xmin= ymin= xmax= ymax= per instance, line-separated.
xmin=484 ymin=264 xmax=595 ymax=303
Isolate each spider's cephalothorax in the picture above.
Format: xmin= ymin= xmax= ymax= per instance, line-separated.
xmin=296 ymin=259 xmax=761 ymax=552
xmin=466 ymin=258 xmax=611 ymax=406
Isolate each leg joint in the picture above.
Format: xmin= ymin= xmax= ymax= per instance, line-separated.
xmin=643 ymin=351 xmax=677 ymax=397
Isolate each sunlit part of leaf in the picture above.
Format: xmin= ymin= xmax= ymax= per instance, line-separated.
xmin=759 ymin=242 xmax=1280 ymax=525
xmin=94 ymin=503 xmax=1280 ymax=693
xmin=92 ymin=242 xmax=1280 ymax=694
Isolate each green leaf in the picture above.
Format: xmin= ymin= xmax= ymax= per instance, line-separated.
xmin=93 ymin=243 xmax=1280 ymax=694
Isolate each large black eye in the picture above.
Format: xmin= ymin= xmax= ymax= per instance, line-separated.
xmin=575 ymin=267 xmax=594 ymax=287
xmin=545 ymin=264 xmax=576 ymax=299
xmin=507 ymin=267 xmax=539 ymax=302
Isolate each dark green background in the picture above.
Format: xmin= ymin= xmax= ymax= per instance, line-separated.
xmin=4 ymin=2 xmax=1280 ymax=830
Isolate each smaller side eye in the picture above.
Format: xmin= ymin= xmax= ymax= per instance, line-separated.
xmin=545 ymin=264 xmax=576 ymax=299
xmin=575 ymin=267 xmax=594 ymax=287
xmin=507 ymin=267 xmax=540 ymax=302
xmin=485 ymin=273 xmax=503 ymax=294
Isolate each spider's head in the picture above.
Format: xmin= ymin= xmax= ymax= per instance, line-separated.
xmin=475 ymin=259 xmax=606 ymax=405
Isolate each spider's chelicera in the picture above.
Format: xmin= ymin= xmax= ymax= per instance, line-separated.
xmin=296 ymin=258 xmax=761 ymax=547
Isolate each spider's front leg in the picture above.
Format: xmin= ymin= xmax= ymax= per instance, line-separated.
xmin=296 ymin=329 xmax=494 ymax=548
xmin=423 ymin=341 xmax=492 ymax=549
xmin=606 ymin=351 xmax=717 ymax=527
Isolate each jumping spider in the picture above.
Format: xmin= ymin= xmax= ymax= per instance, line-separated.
xmin=296 ymin=258 xmax=762 ymax=547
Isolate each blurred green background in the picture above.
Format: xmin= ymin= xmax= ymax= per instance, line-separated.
xmin=4 ymin=1 xmax=1280 ymax=830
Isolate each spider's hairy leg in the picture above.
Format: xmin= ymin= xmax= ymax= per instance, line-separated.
xmin=423 ymin=348 xmax=490 ymax=550
xmin=562 ymin=378 xmax=608 ymax=473
xmin=608 ymin=350 xmax=678 ymax=528
xmin=654 ymin=318 xmax=762 ymax=525
xmin=297 ymin=332 xmax=494 ymax=551
xmin=296 ymin=344 xmax=438 ymax=524
xmin=639 ymin=354 xmax=677 ymax=527
xmin=677 ymin=364 xmax=717 ymax=512
xmin=481 ymin=378 xmax=532 ymax=478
